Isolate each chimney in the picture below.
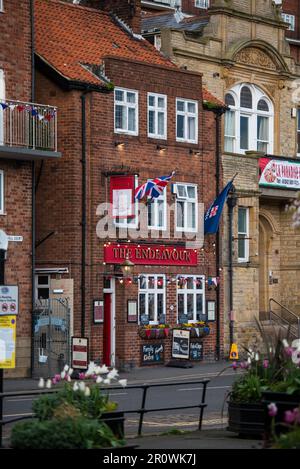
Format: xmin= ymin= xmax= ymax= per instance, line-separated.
xmin=81 ymin=1 xmax=141 ymax=34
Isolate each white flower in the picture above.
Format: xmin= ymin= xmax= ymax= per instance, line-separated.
xmin=107 ymin=368 xmax=119 ymax=380
xmin=104 ymin=378 xmax=111 ymax=385
xmin=95 ymin=366 xmax=101 ymax=376
xmin=68 ymin=368 xmax=73 ymax=376
xmin=78 ymin=381 xmax=86 ymax=392
xmin=118 ymin=379 xmax=127 ymax=388
xmin=292 ymin=349 xmax=300 ymax=365
xmin=38 ymin=378 xmax=45 ymax=388
xmin=84 ymin=387 xmax=91 ymax=397
xmin=73 ymin=382 xmax=79 ymax=391
xmin=96 ymin=376 xmax=103 ymax=384
xmin=67 ymin=375 xmax=72 ymax=382
xmin=86 ymin=361 xmax=96 ymax=377
xmin=61 ymin=371 xmax=66 ymax=380
xmin=64 ymin=364 xmax=69 ymax=372
xmin=46 ymin=379 xmax=52 ymax=389
xmin=255 ymin=353 xmax=260 ymax=362
xmin=247 ymin=357 xmax=252 ymax=365
xmin=282 ymin=339 xmax=289 ymax=349
xmin=98 ymin=365 xmax=109 ymax=374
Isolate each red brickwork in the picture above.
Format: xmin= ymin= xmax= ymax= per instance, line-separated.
xmin=0 ymin=0 xmax=33 ymax=377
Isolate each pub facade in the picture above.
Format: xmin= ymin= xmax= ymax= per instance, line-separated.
xmin=34 ymin=0 xmax=224 ymax=372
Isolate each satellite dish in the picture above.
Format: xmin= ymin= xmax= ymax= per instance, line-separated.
xmin=0 ymin=230 xmax=8 ymax=251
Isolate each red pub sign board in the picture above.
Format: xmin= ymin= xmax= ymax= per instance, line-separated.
xmin=104 ymin=244 xmax=198 ymax=266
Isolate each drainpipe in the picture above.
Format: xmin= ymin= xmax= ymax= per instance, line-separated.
xmin=81 ymin=93 xmax=87 ymax=338
xmin=227 ymin=189 xmax=237 ymax=348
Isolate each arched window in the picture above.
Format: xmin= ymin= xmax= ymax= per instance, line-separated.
xmin=224 ymin=84 xmax=274 ymax=154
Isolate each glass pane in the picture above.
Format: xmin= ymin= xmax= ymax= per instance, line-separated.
xmin=158 ymin=199 xmax=164 ymax=227
xmin=157 ymin=294 xmax=164 ymax=322
xmin=148 ymin=110 xmax=155 ymax=134
xmin=177 ymin=114 xmax=184 ymax=139
xmin=115 ymin=90 xmax=123 ymax=102
xmin=298 ymin=130 xmax=300 ymax=154
xmin=148 ymin=200 xmax=155 ymax=226
xmin=38 ymin=276 xmax=49 ymax=285
xmin=238 ymin=208 xmax=247 ymax=233
xmin=127 ymin=92 xmax=136 ymax=103
xmin=187 ymin=201 xmax=196 ymax=229
xmin=37 ymin=288 xmax=49 ymax=300
xmin=238 ymin=236 xmax=246 ymax=259
xmin=157 ymin=277 xmax=164 ymax=289
xmin=240 ymin=86 xmax=252 ymax=109
xmin=186 ymin=277 xmax=194 ymax=289
xmin=225 ymin=93 xmax=235 ymax=107
xmin=257 ymin=116 xmax=269 ymax=148
xmin=139 ymin=293 xmax=146 ymax=315
xmin=177 ymin=277 xmax=185 ymax=290
xmin=177 ymin=185 xmax=186 ymax=198
xmin=140 ymin=276 xmax=146 ymax=289
xmin=196 ymin=278 xmax=203 ymax=290
xmin=157 ymin=112 xmax=164 ymax=136
xmin=188 ymin=102 xmax=196 ymax=113
xmin=196 ymin=294 xmax=203 ymax=321
xmin=177 ymin=201 xmax=185 ymax=228
xmin=148 ymin=95 xmax=155 ymax=107
xmin=187 ymin=186 xmax=196 ymax=199
xmin=297 ymin=109 xmax=300 ymax=131
xmin=225 ymin=137 xmax=234 ymax=153
xmin=225 ymin=110 xmax=235 ymax=138
xmin=240 ymin=116 xmax=249 ymax=150
xmin=257 ymin=99 xmax=269 ymax=112
xmin=148 ymin=294 xmax=155 ymax=321
xmin=115 ymin=105 xmax=125 ymax=129
xmin=128 ymin=108 xmax=136 ymax=132
xmin=178 ymin=294 xmax=184 ymax=316
xmin=187 ymin=294 xmax=194 ymax=321
xmin=103 ymin=278 xmax=111 ymax=289
xmin=158 ymin=97 xmax=165 ymax=108
xmin=148 ymin=276 xmax=155 ymax=289
xmin=177 ymin=100 xmax=184 ymax=112
xmin=188 ymin=116 xmax=196 ymax=141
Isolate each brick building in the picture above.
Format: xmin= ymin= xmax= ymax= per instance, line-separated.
xmin=0 ymin=0 xmax=59 ymax=377
xmin=143 ymin=0 xmax=300 ymax=353
xmin=33 ymin=0 xmax=224 ymax=373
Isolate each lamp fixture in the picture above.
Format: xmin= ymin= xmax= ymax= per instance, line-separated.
xmin=156 ymin=145 xmax=167 ymax=152
xmin=189 ymin=149 xmax=201 ymax=156
xmin=114 ymin=141 xmax=125 ymax=148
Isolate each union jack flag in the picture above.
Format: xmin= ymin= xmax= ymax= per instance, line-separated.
xmin=135 ymin=171 xmax=175 ymax=201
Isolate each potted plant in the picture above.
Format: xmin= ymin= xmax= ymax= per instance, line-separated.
xmin=11 ymin=363 xmax=128 ymax=449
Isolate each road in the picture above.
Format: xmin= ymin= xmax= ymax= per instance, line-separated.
xmin=2 ymin=364 xmax=240 ymax=443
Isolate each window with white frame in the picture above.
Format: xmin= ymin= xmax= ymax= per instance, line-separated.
xmin=148 ymin=93 xmax=167 ymax=140
xmin=224 ymin=84 xmax=273 ymax=155
xmin=147 ymin=188 xmax=167 ymax=230
xmin=282 ymin=13 xmax=295 ymax=31
xmin=176 ymin=99 xmax=198 ymax=144
xmin=0 ymin=1 xmax=3 ymax=13
xmin=114 ymin=175 xmax=138 ymax=228
xmin=0 ymin=171 xmax=4 ymax=214
xmin=175 ymin=183 xmax=197 ymax=232
xmin=114 ymin=88 xmax=138 ymax=135
xmin=35 ymin=275 xmax=50 ymax=300
xmin=177 ymin=275 xmax=205 ymax=323
xmin=238 ymin=207 xmax=249 ymax=263
xmin=139 ymin=275 xmax=165 ymax=324
xmin=195 ymin=0 xmax=209 ymax=8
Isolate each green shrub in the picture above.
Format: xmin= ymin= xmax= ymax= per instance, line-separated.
xmin=11 ymin=417 xmax=123 ymax=449
xmin=274 ymin=427 xmax=300 ymax=449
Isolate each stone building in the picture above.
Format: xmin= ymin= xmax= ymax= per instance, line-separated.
xmin=142 ymin=0 xmax=300 ymax=352
xmin=0 ymin=0 xmax=59 ymax=377
xmin=33 ymin=0 xmax=224 ymax=373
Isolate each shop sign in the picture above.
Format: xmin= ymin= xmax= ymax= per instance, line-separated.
xmin=190 ymin=341 xmax=203 ymax=361
xmin=0 ymin=315 xmax=16 ymax=369
xmin=71 ymin=337 xmax=88 ymax=369
xmin=172 ymin=329 xmax=190 ymax=360
xmin=141 ymin=343 xmax=164 ymax=365
xmin=259 ymin=158 xmax=300 ymax=190
xmin=0 ymin=286 xmax=19 ymax=316
xmin=104 ymin=244 xmax=198 ymax=266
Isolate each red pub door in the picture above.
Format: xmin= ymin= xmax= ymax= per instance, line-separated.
xmin=103 ymin=293 xmax=112 ymax=366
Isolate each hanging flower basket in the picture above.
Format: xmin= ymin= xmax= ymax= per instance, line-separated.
xmin=139 ymin=325 xmax=171 ymax=340
xmin=179 ymin=323 xmax=210 ymax=338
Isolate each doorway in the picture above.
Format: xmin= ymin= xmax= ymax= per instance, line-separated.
xmin=259 ymin=214 xmax=273 ymax=317
xmin=103 ymin=278 xmax=115 ymax=367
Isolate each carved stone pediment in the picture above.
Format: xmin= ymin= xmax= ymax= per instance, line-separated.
xmin=235 ymin=48 xmax=277 ymax=70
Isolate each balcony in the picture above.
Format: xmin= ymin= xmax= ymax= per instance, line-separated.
xmin=0 ymin=99 xmax=61 ymax=161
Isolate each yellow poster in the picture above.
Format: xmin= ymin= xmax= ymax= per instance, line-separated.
xmin=0 ymin=315 xmax=16 ymax=369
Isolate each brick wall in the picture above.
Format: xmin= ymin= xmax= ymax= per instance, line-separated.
xmin=0 ymin=0 xmax=33 ymax=377
xmin=35 ymin=55 xmax=223 ymax=367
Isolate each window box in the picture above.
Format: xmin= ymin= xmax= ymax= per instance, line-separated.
xmin=177 ymin=322 xmax=210 ymax=338
xmin=139 ymin=324 xmax=171 ymax=340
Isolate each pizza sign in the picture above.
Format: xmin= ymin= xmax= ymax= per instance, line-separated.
xmin=259 ymin=158 xmax=300 ymax=190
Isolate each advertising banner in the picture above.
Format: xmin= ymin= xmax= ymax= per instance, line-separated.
xmin=259 ymin=158 xmax=300 ymax=190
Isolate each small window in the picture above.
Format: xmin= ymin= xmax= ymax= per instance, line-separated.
xmin=176 ymin=98 xmax=198 ymax=144
xmin=195 ymin=0 xmax=209 ymax=8
xmin=175 ymin=183 xmax=197 ymax=232
xmin=282 ymin=13 xmax=295 ymax=31
xmin=114 ymin=88 xmax=138 ymax=135
xmin=114 ymin=175 xmax=139 ymax=228
xmin=240 ymin=86 xmax=252 ymax=109
xmin=148 ymin=93 xmax=167 ymax=139
xmin=35 ymin=275 xmax=50 ymax=300
xmin=177 ymin=275 xmax=206 ymax=323
xmin=238 ymin=207 xmax=249 ymax=263
xmin=147 ymin=188 xmax=167 ymax=230
xmin=139 ymin=275 xmax=166 ymax=324
xmin=257 ymin=99 xmax=269 ymax=112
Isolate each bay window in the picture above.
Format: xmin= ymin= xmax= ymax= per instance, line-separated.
xmin=177 ymin=275 xmax=205 ymax=323
xmin=224 ymin=84 xmax=273 ymax=154
xmin=139 ymin=275 xmax=166 ymax=324
xmin=114 ymin=88 xmax=138 ymax=135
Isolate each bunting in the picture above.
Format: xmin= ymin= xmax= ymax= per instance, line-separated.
xmin=0 ymin=101 xmax=56 ymax=123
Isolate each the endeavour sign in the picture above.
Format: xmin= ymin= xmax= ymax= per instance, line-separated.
xmin=259 ymin=158 xmax=300 ymax=190
xmin=104 ymin=243 xmax=198 ymax=266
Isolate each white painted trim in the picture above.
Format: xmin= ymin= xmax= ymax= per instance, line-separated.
xmin=114 ymin=87 xmax=139 ymax=136
xmin=176 ymin=98 xmax=198 ymax=144
xmin=176 ymin=275 xmax=206 ymax=323
xmin=138 ymin=274 xmax=166 ymax=325
xmin=238 ymin=207 xmax=250 ymax=263
xmin=174 ymin=182 xmax=198 ymax=233
xmin=103 ymin=278 xmax=116 ymax=367
xmin=147 ymin=92 xmax=167 ymax=140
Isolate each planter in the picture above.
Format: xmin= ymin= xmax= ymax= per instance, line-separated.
xmin=262 ymin=391 xmax=300 ymax=437
xmin=101 ymin=411 xmax=125 ymax=439
xmin=227 ymin=401 xmax=265 ymax=438
xmin=139 ymin=328 xmax=168 ymax=340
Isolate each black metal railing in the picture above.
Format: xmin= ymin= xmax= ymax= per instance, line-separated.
xmin=0 ymin=379 xmax=209 ymax=447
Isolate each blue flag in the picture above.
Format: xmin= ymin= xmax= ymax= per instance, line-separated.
xmin=204 ymin=180 xmax=234 ymax=234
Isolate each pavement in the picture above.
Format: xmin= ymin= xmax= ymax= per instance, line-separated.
xmin=1 ymin=361 xmax=263 ymax=449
